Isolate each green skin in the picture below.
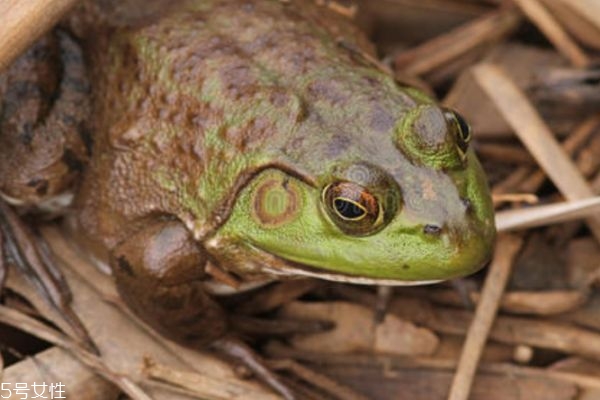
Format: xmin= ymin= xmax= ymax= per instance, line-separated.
xmin=0 ymin=0 xmax=495 ymax=347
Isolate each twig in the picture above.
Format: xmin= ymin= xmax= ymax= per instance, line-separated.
xmin=143 ymin=357 xmax=281 ymax=400
xmin=496 ymin=197 xmax=600 ymax=232
xmin=423 ymin=288 xmax=588 ymax=316
xmin=332 ymin=285 xmax=600 ymax=363
xmin=447 ymin=234 xmax=523 ymax=400
xmin=518 ymin=114 xmax=600 ymax=193
xmin=492 ymin=166 xmax=534 ymax=195
xmin=268 ymin=359 xmax=371 ymax=400
xmin=3 ymin=347 xmax=119 ymax=398
xmin=235 ymin=280 xmax=320 ymax=315
xmin=492 ymin=193 xmax=539 ymax=205
xmin=473 ymin=64 xmax=600 ymax=242
xmin=492 ymin=114 xmax=600 ymax=195
xmin=265 ymin=343 xmax=600 ymax=390
xmin=476 ymin=143 xmax=536 ymax=165
xmin=0 ymin=0 xmax=79 ymax=72
xmin=314 ymin=0 xmax=357 ymax=19
xmin=482 ymin=362 xmax=600 ymax=390
xmin=394 ymin=7 xmax=521 ymax=75
xmin=510 ymin=0 xmax=590 ymax=68
xmin=0 ymin=304 xmax=153 ymax=400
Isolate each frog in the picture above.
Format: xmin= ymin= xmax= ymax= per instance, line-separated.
xmin=0 ymin=0 xmax=496 ymax=397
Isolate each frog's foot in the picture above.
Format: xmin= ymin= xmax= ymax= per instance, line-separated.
xmin=212 ymin=337 xmax=297 ymax=400
xmin=0 ymin=29 xmax=90 ymax=208
xmin=0 ymin=201 xmax=97 ymax=353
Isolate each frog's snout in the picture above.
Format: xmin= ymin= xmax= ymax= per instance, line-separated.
xmin=413 ymin=190 xmax=480 ymax=240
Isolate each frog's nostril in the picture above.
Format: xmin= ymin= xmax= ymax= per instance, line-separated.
xmin=424 ymin=224 xmax=442 ymax=235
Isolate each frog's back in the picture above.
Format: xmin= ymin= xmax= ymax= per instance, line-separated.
xmin=77 ymin=0 xmax=414 ymax=246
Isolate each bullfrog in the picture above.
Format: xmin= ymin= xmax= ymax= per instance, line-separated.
xmin=0 ymin=0 xmax=495 ymax=396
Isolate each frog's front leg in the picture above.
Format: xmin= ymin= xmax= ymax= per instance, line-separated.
xmin=110 ymin=219 xmax=228 ymax=346
xmin=110 ymin=219 xmax=296 ymax=399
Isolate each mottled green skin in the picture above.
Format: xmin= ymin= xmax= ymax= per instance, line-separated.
xmin=76 ymin=0 xmax=495 ymax=283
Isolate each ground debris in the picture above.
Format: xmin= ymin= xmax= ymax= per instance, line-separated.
xmin=1 ymin=1 xmax=600 ymax=400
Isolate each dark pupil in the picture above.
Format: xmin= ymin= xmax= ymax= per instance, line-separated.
xmin=454 ymin=112 xmax=470 ymax=142
xmin=334 ymin=199 xmax=365 ymax=219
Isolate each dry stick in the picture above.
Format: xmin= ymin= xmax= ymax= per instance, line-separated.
xmin=4 ymin=347 xmax=120 ymax=399
xmin=143 ymin=358 xmax=281 ymax=400
xmin=492 ymin=115 xmax=600 ymax=195
xmin=492 ymin=165 xmax=533 ymax=195
xmin=332 ymin=284 xmax=600 ymax=361
xmin=594 ymin=172 xmax=600 ymax=193
xmin=315 ymin=0 xmax=357 ymax=19
xmin=510 ymin=0 xmax=590 ymax=68
xmin=447 ymin=234 xmax=523 ymax=400
xmin=492 ymin=193 xmax=538 ymax=205
xmin=394 ymin=8 xmax=521 ymax=75
xmin=0 ymin=0 xmax=80 ymax=72
xmin=269 ymin=359 xmax=371 ymax=400
xmin=266 ymin=344 xmax=600 ymax=391
xmin=462 ymin=358 xmax=591 ymax=391
xmin=474 ymin=64 xmax=600 ymax=243
xmin=0 ymin=304 xmax=153 ymax=400
xmin=518 ymin=114 xmax=600 ymax=193
xmin=496 ymin=196 xmax=600 ymax=232
xmin=476 ymin=143 xmax=536 ymax=165
xmin=424 ymin=288 xmax=587 ymax=316
xmin=235 ymin=279 xmax=320 ymax=315
xmin=481 ymin=362 xmax=600 ymax=390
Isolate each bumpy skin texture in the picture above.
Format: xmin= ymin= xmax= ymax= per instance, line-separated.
xmin=75 ymin=0 xmax=495 ymax=283
xmin=75 ymin=0 xmax=377 ymax=249
xmin=1 ymin=0 xmax=495 ymax=346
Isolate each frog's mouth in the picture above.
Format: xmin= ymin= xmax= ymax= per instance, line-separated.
xmin=204 ymin=256 xmax=441 ymax=297
xmin=244 ymin=242 xmax=443 ymax=286
xmin=204 ymin=235 xmax=446 ymax=286
xmin=262 ymin=257 xmax=443 ymax=286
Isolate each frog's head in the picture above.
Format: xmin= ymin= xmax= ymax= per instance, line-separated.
xmin=209 ymin=101 xmax=496 ymax=285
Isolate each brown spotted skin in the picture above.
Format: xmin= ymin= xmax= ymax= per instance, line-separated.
xmin=74 ymin=0 xmax=417 ymax=253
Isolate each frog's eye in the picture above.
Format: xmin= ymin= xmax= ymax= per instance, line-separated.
xmin=394 ymin=105 xmax=471 ymax=169
xmin=443 ymin=109 xmax=472 ymax=161
xmin=322 ymin=182 xmax=382 ymax=236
